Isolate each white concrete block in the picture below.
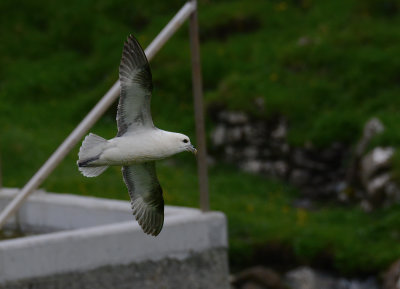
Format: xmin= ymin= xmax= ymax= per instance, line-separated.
xmin=0 ymin=188 xmax=228 ymax=285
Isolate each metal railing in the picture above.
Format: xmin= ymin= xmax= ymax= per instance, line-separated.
xmin=0 ymin=0 xmax=209 ymax=229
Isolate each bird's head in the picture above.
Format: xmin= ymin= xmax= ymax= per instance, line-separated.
xmin=173 ymin=133 xmax=197 ymax=155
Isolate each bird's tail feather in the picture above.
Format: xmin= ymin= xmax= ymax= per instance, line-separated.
xmin=77 ymin=133 xmax=109 ymax=177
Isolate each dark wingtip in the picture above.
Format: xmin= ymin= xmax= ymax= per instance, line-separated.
xmin=131 ymin=196 xmax=164 ymax=237
xmin=128 ymin=34 xmax=137 ymax=42
xmin=119 ymin=34 xmax=150 ymax=85
xmin=125 ymin=34 xmax=137 ymax=47
xmin=123 ymin=34 xmax=147 ymax=63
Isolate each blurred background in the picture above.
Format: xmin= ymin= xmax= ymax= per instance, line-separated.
xmin=2 ymin=0 xmax=400 ymax=288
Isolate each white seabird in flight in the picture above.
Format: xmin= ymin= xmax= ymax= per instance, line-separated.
xmin=77 ymin=35 xmax=197 ymax=236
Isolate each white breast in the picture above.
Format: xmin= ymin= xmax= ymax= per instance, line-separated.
xmin=99 ymin=129 xmax=178 ymax=165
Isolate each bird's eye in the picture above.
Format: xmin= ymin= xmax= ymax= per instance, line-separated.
xmin=183 ymin=139 xmax=188 ymax=143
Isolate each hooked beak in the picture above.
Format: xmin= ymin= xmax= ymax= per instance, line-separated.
xmin=188 ymin=145 xmax=197 ymax=155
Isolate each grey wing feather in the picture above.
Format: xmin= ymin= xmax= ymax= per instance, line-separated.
xmin=122 ymin=163 xmax=164 ymax=236
xmin=117 ymin=35 xmax=154 ymax=136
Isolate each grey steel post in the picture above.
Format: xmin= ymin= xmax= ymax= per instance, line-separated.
xmin=0 ymin=152 xmax=2 ymax=190
xmin=0 ymin=1 xmax=196 ymax=229
xmin=189 ymin=0 xmax=209 ymax=212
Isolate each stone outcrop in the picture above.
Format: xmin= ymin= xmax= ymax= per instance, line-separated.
xmin=210 ymin=109 xmax=399 ymax=209
xmin=285 ymin=266 xmax=379 ymax=289
xmin=358 ymin=147 xmax=400 ymax=210
xmin=210 ymin=109 xmax=348 ymax=200
xmin=230 ymin=266 xmax=379 ymax=289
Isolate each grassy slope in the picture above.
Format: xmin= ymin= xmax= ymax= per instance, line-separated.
xmin=2 ymin=0 xmax=400 ymax=275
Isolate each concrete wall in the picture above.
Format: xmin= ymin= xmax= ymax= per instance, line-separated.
xmin=0 ymin=189 xmax=229 ymax=289
xmin=3 ymin=249 xmax=229 ymax=289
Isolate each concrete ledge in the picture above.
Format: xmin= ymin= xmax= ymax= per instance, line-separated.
xmin=0 ymin=189 xmax=229 ymax=288
xmin=4 ymin=249 xmax=228 ymax=289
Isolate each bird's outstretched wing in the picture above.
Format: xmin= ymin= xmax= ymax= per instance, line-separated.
xmin=122 ymin=163 xmax=164 ymax=236
xmin=117 ymin=35 xmax=154 ymax=136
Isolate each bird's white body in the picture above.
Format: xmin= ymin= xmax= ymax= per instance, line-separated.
xmin=95 ymin=129 xmax=190 ymax=166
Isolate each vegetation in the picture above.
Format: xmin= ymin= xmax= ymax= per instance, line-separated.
xmin=1 ymin=0 xmax=400 ymax=275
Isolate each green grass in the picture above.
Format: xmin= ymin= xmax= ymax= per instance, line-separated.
xmin=2 ymin=0 xmax=400 ymax=276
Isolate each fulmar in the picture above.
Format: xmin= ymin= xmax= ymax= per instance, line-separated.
xmin=77 ymin=35 xmax=197 ymax=236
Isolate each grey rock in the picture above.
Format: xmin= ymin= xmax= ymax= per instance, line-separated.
xmin=337 ymin=277 xmax=380 ymax=289
xmin=385 ymin=182 xmax=400 ymax=203
xmin=361 ymin=147 xmax=395 ymax=186
xmin=362 ymin=172 xmax=396 ymax=210
xmin=254 ymin=97 xmax=265 ymax=111
xmin=227 ymin=127 xmax=244 ymax=143
xmin=335 ymin=181 xmax=347 ymax=194
xmin=338 ymin=191 xmax=350 ymax=202
xmin=354 ymin=118 xmax=385 ymax=158
xmin=271 ymin=119 xmax=287 ymax=140
xmin=261 ymin=162 xmax=274 ymax=175
xmin=270 ymin=141 xmax=290 ymax=156
xmin=289 ymin=169 xmax=311 ymax=187
xmin=337 ymin=181 xmax=351 ymax=202
xmin=212 ymin=124 xmax=227 ymax=146
xmin=243 ymin=146 xmax=259 ymax=159
xmin=240 ymin=160 xmax=263 ymax=174
xmin=367 ymin=173 xmax=391 ymax=198
xmin=363 ymin=118 xmax=385 ymax=141
xmin=360 ymin=199 xmax=373 ymax=212
xmin=245 ymin=130 xmax=267 ymax=146
xmin=220 ymin=111 xmax=249 ymax=125
xmin=285 ymin=267 xmax=335 ymax=289
xmin=280 ymin=143 xmax=290 ymax=155
xmin=346 ymin=118 xmax=385 ymax=188
xmin=273 ymin=161 xmax=289 ymax=178
xmin=209 ymin=109 xmax=364 ymax=204
xmin=261 ymin=148 xmax=272 ymax=158
xmin=285 ymin=267 xmax=379 ymax=289
xmin=243 ymin=125 xmax=256 ymax=139
xmin=224 ymin=146 xmax=236 ymax=161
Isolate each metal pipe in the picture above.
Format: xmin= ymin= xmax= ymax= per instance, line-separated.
xmin=0 ymin=151 xmax=2 ymax=190
xmin=0 ymin=1 xmax=196 ymax=229
xmin=145 ymin=1 xmax=195 ymax=60
xmin=189 ymin=0 xmax=209 ymax=212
